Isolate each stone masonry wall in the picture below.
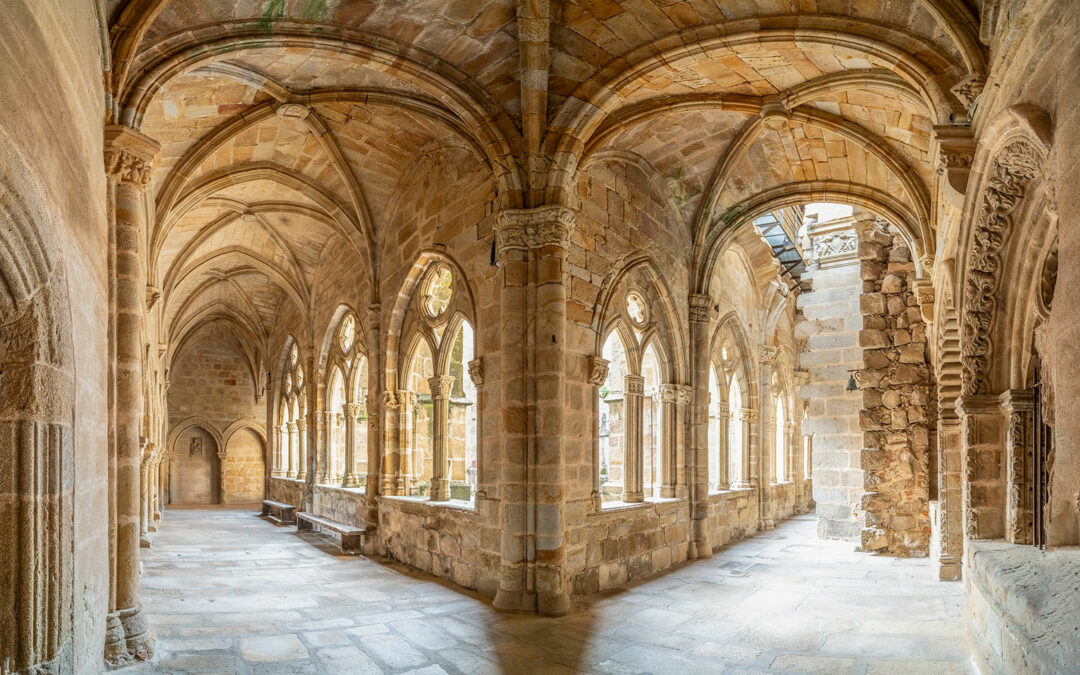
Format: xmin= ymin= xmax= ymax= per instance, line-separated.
xmin=858 ymin=221 xmax=932 ymax=556
xmin=799 ymin=253 xmax=864 ymax=540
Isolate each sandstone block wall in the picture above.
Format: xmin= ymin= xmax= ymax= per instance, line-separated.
xmin=799 ymin=259 xmax=864 ymax=540
xmin=312 ymin=485 xmax=367 ymax=528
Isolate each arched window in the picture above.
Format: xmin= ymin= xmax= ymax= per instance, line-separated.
xmin=322 ymin=311 xmax=368 ymax=488
xmin=598 ymin=331 xmax=629 ymax=503
xmin=728 ymin=374 xmax=744 ymax=485
xmin=394 ymin=260 xmax=480 ymax=503
xmin=642 ymin=343 xmax=663 ymax=498
xmin=276 ymin=341 xmax=306 ymax=479
xmin=592 ymin=271 xmax=680 ymax=507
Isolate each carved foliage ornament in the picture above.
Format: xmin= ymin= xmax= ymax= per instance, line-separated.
xmin=588 ymin=355 xmax=610 ymax=386
xmin=961 ymin=140 xmax=1042 ymax=395
xmin=495 ymin=206 xmax=574 ymax=253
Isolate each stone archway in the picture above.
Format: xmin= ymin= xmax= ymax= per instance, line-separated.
xmin=0 ymin=138 xmax=76 ymax=672
xmin=168 ymin=426 xmax=220 ymax=505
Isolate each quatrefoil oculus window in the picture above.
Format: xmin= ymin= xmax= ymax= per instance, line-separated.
xmin=422 ymin=265 xmax=454 ymax=320
xmin=626 ymin=291 xmax=648 ymax=329
xmin=339 ymin=314 xmax=356 ymax=353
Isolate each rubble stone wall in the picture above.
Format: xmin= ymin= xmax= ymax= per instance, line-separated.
xmin=858 ymin=222 xmax=932 ymax=556
xmin=312 ymin=485 xmax=367 ymax=528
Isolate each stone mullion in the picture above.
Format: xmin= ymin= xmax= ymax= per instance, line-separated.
xmin=104 ymin=124 xmax=159 ymax=664
xmin=587 ymin=356 xmax=609 ymax=510
xmin=658 ymin=384 xmax=678 ymax=498
xmin=342 ymin=403 xmax=361 ymax=487
xmin=286 ymin=422 xmax=298 ymax=479
xmin=317 ymin=412 xmax=333 ymax=484
xmin=623 ymin=374 xmax=645 ymax=503
xmin=786 ymin=421 xmax=798 ymax=482
xmin=428 ymin=375 xmax=454 ymax=501
xmin=396 ymin=391 xmax=415 ymax=495
xmin=737 ymin=409 xmax=757 ymax=489
xmin=296 ymin=419 xmax=309 ymax=481
xmin=1000 ymin=390 xmax=1033 ymax=545
xmin=272 ymin=425 xmax=285 ymax=478
xmin=716 ymin=401 xmax=730 ymax=490
xmin=365 ymin=304 xmax=382 ymax=513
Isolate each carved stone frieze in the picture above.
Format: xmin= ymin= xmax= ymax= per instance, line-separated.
xmin=961 ymin=139 xmax=1043 ymax=396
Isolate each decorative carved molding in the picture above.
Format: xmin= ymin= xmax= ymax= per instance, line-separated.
xmin=587 ymin=356 xmax=609 ymax=386
xmin=468 ymin=357 xmax=484 ymax=387
xmin=961 ymin=139 xmax=1042 ymax=396
xmin=688 ymin=293 xmax=711 ymax=324
xmin=495 ymin=205 xmax=574 ymax=253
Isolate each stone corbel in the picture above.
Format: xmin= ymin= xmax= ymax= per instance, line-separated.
xmin=145 ymin=285 xmax=161 ymax=310
xmin=383 ymin=390 xmax=399 ymax=409
xmin=759 ymin=345 xmax=778 ymax=366
xmin=468 ymin=356 xmax=484 ymax=388
xmin=912 ymin=277 xmax=935 ymax=323
xmin=104 ymin=124 xmax=160 ymax=186
xmin=931 ymin=125 xmax=977 ymax=200
xmin=587 ymin=355 xmax=609 ymax=386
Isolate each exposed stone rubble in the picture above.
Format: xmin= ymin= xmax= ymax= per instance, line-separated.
xmin=858 ymin=220 xmax=932 ymax=557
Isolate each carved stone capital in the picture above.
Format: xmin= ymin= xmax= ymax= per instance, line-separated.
xmin=759 ymin=345 xmax=779 ymax=366
xmin=658 ymin=383 xmax=679 ymax=403
xmin=740 ymin=408 xmax=758 ymax=423
xmin=676 ymin=384 xmax=694 ymax=406
xmin=468 ymin=357 xmax=484 ymax=387
xmin=950 ymin=75 xmax=985 ymax=108
xmin=496 ymin=205 xmax=575 ymax=254
xmin=396 ymin=390 xmax=416 ymax=409
xmin=624 ymin=374 xmax=645 ymax=396
xmin=145 ymin=286 xmax=161 ymax=310
xmin=295 ymin=419 xmax=308 ymax=432
xmin=104 ymin=124 xmax=160 ymax=187
xmin=428 ymin=375 xmax=455 ymax=399
xmin=587 ymin=355 xmax=609 ymax=386
xmin=688 ymin=293 xmax=711 ymax=324
xmin=342 ymin=402 xmax=361 ymax=418
xmin=912 ymin=277 xmax=935 ymax=323
xmin=383 ymin=390 xmax=399 ymax=409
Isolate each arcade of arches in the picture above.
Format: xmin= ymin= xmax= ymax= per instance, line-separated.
xmin=2 ymin=0 xmax=1079 ymax=673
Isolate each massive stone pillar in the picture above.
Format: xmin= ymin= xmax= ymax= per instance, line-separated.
xmin=104 ymin=124 xmax=159 ymax=664
xmin=427 ymin=375 xmax=454 ymax=500
xmin=798 ymin=213 xmax=864 ymax=540
xmin=342 ymin=403 xmax=361 ymax=487
xmin=493 ymin=205 xmax=573 ymax=616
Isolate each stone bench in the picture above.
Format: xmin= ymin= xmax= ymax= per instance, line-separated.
xmin=260 ymin=499 xmax=296 ymax=525
xmin=296 ymin=512 xmax=365 ymax=555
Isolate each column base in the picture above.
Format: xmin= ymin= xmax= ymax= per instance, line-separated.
xmin=938 ymin=555 xmax=963 ymax=581
xmin=342 ymin=473 xmax=361 ymax=488
xmin=271 ymin=470 xmax=286 ymax=478
xmin=659 ymin=485 xmax=677 ymax=499
xmin=104 ymin=605 xmax=154 ymax=667
xmin=493 ymin=587 xmax=536 ymax=613
xmin=286 ymin=472 xmax=298 ymax=479
xmin=621 ymin=491 xmax=644 ymax=503
xmin=429 ymin=478 xmax=450 ymax=501
xmin=140 ymin=533 xmax=151 ymax=549
xmin=297 ymin=471 xmax=308 ymax=481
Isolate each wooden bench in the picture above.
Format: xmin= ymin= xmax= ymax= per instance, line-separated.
xmin=260 ymin=499 xmax=296 ymax=525
xmin=296 ymin=512 xmax=365 ymax=555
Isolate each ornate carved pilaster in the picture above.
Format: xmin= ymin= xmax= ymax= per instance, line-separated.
xmin=1000 ymin=390 xmax=1033 ymax=544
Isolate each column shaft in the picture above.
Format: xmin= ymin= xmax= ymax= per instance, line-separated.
xmin=428 ymin=376 xmax=454 ymax=500
xmin=623 ymin=374 xmax=645 ymax=502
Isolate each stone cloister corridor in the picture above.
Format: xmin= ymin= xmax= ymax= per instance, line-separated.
xmin=3 ymin=0 xmax=1080 ymax=674
xmin=130 ymin=509 xmax=968 ymax=674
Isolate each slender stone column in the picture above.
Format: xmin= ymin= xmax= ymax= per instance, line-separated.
xmin=295 ymin=419 xmax=308 ymax=481
xmin=1000 ymin=390 xmax=1033 ymax=545
xmin=139 ymin=445 xmax=151 ymax=548
xmin=623 ymin=374 xmax=645 ymax=503
xmin=318 ymin=411 xmax=332 ymax=484
xmin=341 ymin=403 xmax=361 ymax=487
xmin=676 ymin=385 xmax=695 ymax=497
xmin=104 ymin=124 xmax=159 ymax=664
xmin=736 ymin=409 xmax=758 ymax=488
xmin=287 ymin=422 xmax=299 ymax=478
xmin=272 ymin=425 xmax=285 ymax=477
xmin=588 ymin=356 xmax=610 ymax=510
xmin=658 ymin=384 xmax=678 ymax=498
xmin=396 ymin=390 xmax=415 ymax=495
xmin=428 ymin=375 xmax=454 ymax=500
xmin=715 ymin=401 xmax=730 ymax=490
xmin=687 ymin=293 xmax=713 ymax=557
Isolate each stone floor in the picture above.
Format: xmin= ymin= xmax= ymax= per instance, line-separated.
xmin=126 ymin=510 xmax=972 ymax=674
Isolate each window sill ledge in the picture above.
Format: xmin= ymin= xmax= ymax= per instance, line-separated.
xmin=315 ymin=484 xmax=366 ymax=495
xmin=593 ymin=497 xmax=683 ymax=515
xmin=380 ymin=494 xmax=476 ymax=513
